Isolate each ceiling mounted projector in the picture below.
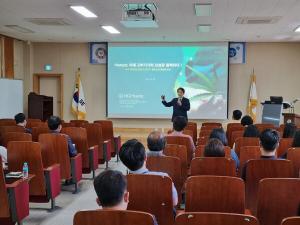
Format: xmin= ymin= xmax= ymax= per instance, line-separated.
xmin=121 ymin=3 xmax=158 ymax=28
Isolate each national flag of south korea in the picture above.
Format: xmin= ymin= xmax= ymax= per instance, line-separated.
xmin=247 ymin=70 xmax=257 ymax=122
xmin=71 ymin=68 xmax=86 ymax=119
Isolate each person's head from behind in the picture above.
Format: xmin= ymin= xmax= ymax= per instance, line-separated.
xmin=232 ymin=110 xmax=242 ymax=121
xmin=47 ymin=116 xmax=62 ymax=132
xmin=147 ymin=131 xmax=166 ymax=152
xmin=94 ymin=170 xmax=129 ymax=210
xmin=209 ymin=128 xmax=228 ymax=146
xmin=204 ymin=138 xmax=225 ymax=157
xmin=243 ymin=125 xmax=260 ymax=137
xmin=177 ymin=87 xmax=185 ymax=98
xmin=14 ymin=113 xmax=26 ymax=127
xmin=173 ymin=116 xmax=187 ymax=132
xmin=260 ymin=129 xmax=279 ymax=155
xmin=283 ymin=123 xmax=296 ymax=138
xmin=119 ymin=139 xmax=146 ymax=171
xmin=292 ymin=129 xmax=300 ymax=147
xmin=241 ymin=115 xmax=253 ymax=126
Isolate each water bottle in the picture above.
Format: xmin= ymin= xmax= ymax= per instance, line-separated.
xmin=22 ymin=162 xmax=29 ymax=179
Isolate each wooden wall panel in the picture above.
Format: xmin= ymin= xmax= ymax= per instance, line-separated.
xmin=4 ymin=37 xmax=14 ymax=78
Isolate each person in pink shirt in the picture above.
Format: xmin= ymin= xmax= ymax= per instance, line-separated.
xmin=167 ymin=116 xmax=195 ymax=153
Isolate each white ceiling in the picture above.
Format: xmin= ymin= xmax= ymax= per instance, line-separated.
xmin=1 ymin=0 xmax=300 ymax=42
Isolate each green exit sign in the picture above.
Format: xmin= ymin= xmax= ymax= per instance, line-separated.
xmin=44 ymin=64 xmax=52 ymax=71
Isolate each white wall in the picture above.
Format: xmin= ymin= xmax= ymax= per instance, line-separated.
xmin=16 ymin=42 xmax=300 ymax=127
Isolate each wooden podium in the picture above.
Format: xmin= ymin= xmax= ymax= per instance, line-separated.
xmin=28 ymin=92 xmax=53 ymax=121
xmin=282 ymin=113 xmax=300 ymax=126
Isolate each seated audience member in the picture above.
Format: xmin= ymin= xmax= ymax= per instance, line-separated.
xmin=0 ymin=145 xmax=7 ymax=167
xmin=204 ymin=138 xmax=225 ymax=157
xmin=242 ymin=129 xmax=280 ymax=180
xmin=147 ymin=131 xmax=166 ymax=157
xmin=168 ymin=116 xmax=195 ymax=153
xmin=209 ymin=128 xmax=239 ymax=168
xmin=292 ymin=130 xmax=300 ymax=147
xmin=47 ymin=116 xmax=77 ymax=157
xmin=241 ymin=115 xmax=253 ymax=127
xmin=282 ymin=122 xmax=296 ymax=138
xmin=243 ymin=124 xmax=260 ymax=137
xmin=119 ymin=139 xmax=178 ymax=206
xmin=281 ymin=128 xmax=300 ymax=158
xmin=94 ymin=170 xmax=129 ymax=210
xmin=14 ymin=113 xmax=32 ymax=133
xmin=232 ymin=109 xmax=242 ymax=121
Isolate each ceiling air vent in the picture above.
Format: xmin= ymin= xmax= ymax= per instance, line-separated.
xmin=236 ymin=16 xmax=281 ymax=24
xmin=25 ymin=18 xmax=72 ymax=26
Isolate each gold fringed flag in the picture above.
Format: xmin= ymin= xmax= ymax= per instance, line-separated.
xmin=71 ymin=68 xmax=86 ymax=119
xmin=247 ymin=70 xmax=257 ymax=122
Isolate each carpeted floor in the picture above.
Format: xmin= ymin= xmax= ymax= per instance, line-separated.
xmin=23 ymin=157 xmax=127 ymax=225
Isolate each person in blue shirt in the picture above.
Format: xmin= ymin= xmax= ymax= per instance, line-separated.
xmin=242 ymin=129 xmax=280 ymax=180
xmin=209 ymin=128 xmax=240 ymax=168
xmin=14 ymin=113 xmax=32 ymax=133
xmin=119 ymin=139 xmax=178 ymax=207
xmin=93 ymin=170 xmax=158 ymax=225
xmin=94 ymin=170 xmax=129 ymax=210
xmin=47 ymin=116 xmax=77 ymax=157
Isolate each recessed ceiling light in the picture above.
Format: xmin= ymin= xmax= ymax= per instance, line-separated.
xmin=197 ymin=24 xmax=211 ymax=33
xmin=194 ymin=3 xmax=212 ymax=16
xmin=294 ymin=26 xmax=300 ymax=32
xmin=70 ymin=6 xmax=97 ymax=18
xmin=4 ymin=25 xmax=34 ymax=33
xmin=101 ymin=26 xmax=120 ymax=34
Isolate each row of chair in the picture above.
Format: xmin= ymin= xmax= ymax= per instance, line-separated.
xmin=124 ymin=174 xmax=300 ymax=225
xmin=74 ymin=210 xmax=300 ymax=225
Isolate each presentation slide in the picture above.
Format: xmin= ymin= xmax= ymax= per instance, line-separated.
xmin=107 ymin=43 xmax=229 ymax=119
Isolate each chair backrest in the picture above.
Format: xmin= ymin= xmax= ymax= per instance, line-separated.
xmin=31 ymin=126 xmax=50 ymax=142
xmin=62 ymin=122 xmax=76 ymax=128
xmin=277 ymin=138 xmax=293 ymax=157
xmin=62 ymin=127 xmax=89 ymax=169
xmin=73 ymin=210 xmax=156 ymax=225
xmin=0 ymin=119 xmax=16 ymax=126
xmin=287 ymin=148 xmax=300 ymax=177
xmin=235 ymin=137 xmax=260 ymax=156
xmin=202 ymin=122 xmax=222 ymax=127
xmin=195 ymin=145 xmax=231 ymax=158
xmin=281 ymin=217 xmax=300 ymax=225
xmin=198 ymin=129 xmax=211 ymax=137
xmin=239 ymin=146 xmax=261 ymax=174
xmin=183 ymin=129 xmax=193 ymax=140
xmin=0 ymin=126 xmax=25 ymax=145
xmin=7 ymin=141 xmax=46 ymax=196
xmin=226 ymin=123 xmax=244 ymax=145
xmin=229 ymin=128 xmax=245 ymax=147
xmin=175 ymin=212 xmax=259 ymax=225
xmin=83 ymin=123 xmax=104 ymax=160
xmin=26 ymin=119 xmax=44 ymax=129
xmin=94 ymin=120 xmax=115 ymax=154
xmin=185 ymin=176 xmax=245 ymax=214
xmin=255 ymin=123 xmax=275 ymax=133
xmin=245 ymin=159 xmax=294 ymax=214
xmin=127 ymin=174 xmax=174 ymax=225
xmin=146 ymin=156 xmax=182 ymax=203
xmin=166 ymin=136 xmax=193 ymax=162
xmin=0 ymin=156 xmax=10 ymax=218
xmin=2 ymin=132 xmax=32 ymax=147
xmin=197 ymin=136 xmax=209 ymax=145
xmin=190 ymin=157 xmax=236 ymax=177
xmin=257 ymin=178 xmax=300 ymax=225
xmin=39 ymin=133 xmax=71 ymax=179
xmin=70 ymin=120 xmax=89 ymax=127
xmin=164 ymin=144 xmax=188 ymax=179
xmin=186 ymin=122 xmax=197 ymax=143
